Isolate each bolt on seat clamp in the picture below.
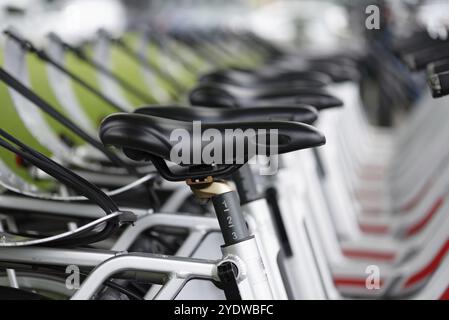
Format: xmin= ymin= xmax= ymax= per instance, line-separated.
xmin=186 ymin=177 xmax=235 ymax=200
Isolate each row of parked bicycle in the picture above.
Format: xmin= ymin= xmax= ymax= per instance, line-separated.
xmin=0 ymin=16 xmax=449 ymax=299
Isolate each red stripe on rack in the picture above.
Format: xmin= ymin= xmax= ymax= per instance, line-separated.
xmin=342 ymin=249 xmax=396 ymax=261
xmin=334 ymin=277 xmax=383 ymax=288
xmin=359 ymin=224 xmax=389 ymax=234
xmin=401 ymin=180 xmax=433 ymax=212
xmin=357 ymin=171 xmax=385 ymax=180
xmin=405 ymin=197 xmax=444 ymax=237
xmin=440 ymin=286 xmax=449 ymax=300
xmin=353 ymin=190 xmax=383 ymax=201
xmin=361 ymin=208 xmax=384 ymax=215
xmin=404 ymin=238 xmax=449 ymax=288
xmin=359 ymin=165 xmax=386 ymax=173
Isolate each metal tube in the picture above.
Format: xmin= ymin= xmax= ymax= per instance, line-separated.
xmin=71 ymin=254 xmax=217 ymax=300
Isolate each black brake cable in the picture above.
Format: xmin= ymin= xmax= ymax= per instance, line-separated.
xmin=0 ymin=129 xmax=134 ymax=246
xmin=47 ymin=33 xmax=156 ymax=104
xmin=0 ymin=128 xmax=118 ymax=213
xmin=4 ymin=30 xmax=129 ymax=113
xmin=0 ymin=67 xmax=137 ymax=175
xmin=0 ymin=141 xmax=118 ymax=245
xmin=98 ymin=279 xmax=144 ymax=300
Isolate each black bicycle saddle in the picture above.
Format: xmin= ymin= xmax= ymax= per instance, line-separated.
xmin=202 ymin=56 xmax=359 ymax=86
xmin=199 ymin=69 xmax=331 ymax=89
xmin=189 ymin=83 xmax=343 ymax=110
xmin=135 ymin=105 xmax=319 ymax=125
xmin=100 ymin=113 xmax=325 ymax=181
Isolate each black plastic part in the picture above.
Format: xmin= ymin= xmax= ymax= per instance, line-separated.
xmin=404 ymin=43 xmax=449 ymax=71
xmin=428 ymin=71 xmax=449 ymax=98
xmin=232 ymin=164 xmax=262 ymax=205
xmin=212 ymin=191 xmax=250 ymax=246
xmin=217 ymin=261 xmax=242 ymax=300
xmin=100 ymin=113 xmax=326 ymax=181
xmin=428 ymin=59 xmax=449 ymax=75
xmin=199 ymin=69 xmax=330 ymax=88
xmin=144 ymin=155 xmax=244 ymax=182
xmin=265 ymin=187 xmax=292 ymax=257
xmin=393 ymin=30 xmax=449 ymax=55
xmin=189 ymin=84 xmax=343 ymax=111
xmin=4 ymin=5 xmax=26 ymax=16
xmin=135 ymin=105 xmax=319 ymax=125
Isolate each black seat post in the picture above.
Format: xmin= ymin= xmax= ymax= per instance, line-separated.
xmin=188 ymin=178 xmax=251 ymax=246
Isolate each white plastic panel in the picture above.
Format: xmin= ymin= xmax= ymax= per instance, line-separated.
xmin=3 ymin=34 xmax=74 ymax=163
xmin=92 ymin=36 xmax=133 ymax=111
xmin=137 ymin=34 xmax=172 ymax=103
xmin=45 ymin=39 xmax=97 ymax=135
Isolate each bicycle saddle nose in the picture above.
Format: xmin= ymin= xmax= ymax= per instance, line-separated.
xmin=100 ymin=113 xmax=325 ymax=181
xmin=189 ymin=83 xmax=343 ymax=110
xmin=134 ymin=105 xmax=319 ymax=125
